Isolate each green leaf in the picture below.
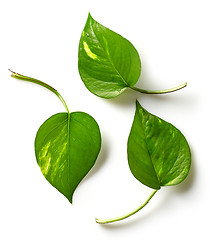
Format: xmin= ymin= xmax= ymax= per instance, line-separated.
xmin=78 ymin=13 xmax=141 ymax=98
xmin=128 ymin=100 xmax=191 ymax=190
xmin=10 ymin=70 xmax=102 ymax=204
xmin=96 ymin=102 xmax=191 ymax=224
xmin=35 ymin=112 xmax=101 ymax=203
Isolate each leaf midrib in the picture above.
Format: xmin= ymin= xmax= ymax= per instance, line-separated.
xmin=89 ymin=22 xmax=129 ymax=88
xmin=138 ymin=110 xmax=161 ymax=188
xmin=67 ymin=113 xmax=71 ymax=190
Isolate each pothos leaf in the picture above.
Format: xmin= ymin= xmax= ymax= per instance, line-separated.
xmin=78 ymin=13 xmax=187 ymax=99
xmin=10 ymin=71 xmax=101 ymax=203
xmin=128 ymin=100 xmax=191 ymax=189
xmin=78 ymin=13 xmax=141 ymax=98
xmin=96 ymin=101 xmax=191 ymax=224
xmin=35 ymin=112 xmax=101 ymax=203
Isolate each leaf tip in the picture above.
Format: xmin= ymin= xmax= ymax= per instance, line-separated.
xmin=88 ymin=12 xmax=93 ymax=21
xmin=64 ymin=190 xmax=74 ymax=204
xmin=67 ymin=196 xmax=73 ymax=204
xmin=135 ymin=99 xmax=142 ymax=109
xmin=135 ymin=100 xmax=149 ymax=115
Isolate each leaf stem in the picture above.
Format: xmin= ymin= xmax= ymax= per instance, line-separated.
xmin=9 ymin=69 xmax=70 ymax=113
xmin=95 ymin=189 xmax=158 ymax=224
xmin=129 ymin=82 xmax=187 ymax=94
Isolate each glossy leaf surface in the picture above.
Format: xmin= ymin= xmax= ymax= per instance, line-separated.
xmin=128 ymin=101 xmax=191 ymax=190
xmin=35 ymin=112 xmax=101 ymax=203
xmin=78 ymin=13 xmax=141 ymax=98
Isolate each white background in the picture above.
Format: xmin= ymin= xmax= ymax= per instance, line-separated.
xmin=1 ymin=0 xmax=216 ymax=239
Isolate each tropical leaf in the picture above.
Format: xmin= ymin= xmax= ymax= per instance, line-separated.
xmin=128 ymin=100 xmax=191 ymax=189
xmin=78 ymin=13 xmax=141 ymax=98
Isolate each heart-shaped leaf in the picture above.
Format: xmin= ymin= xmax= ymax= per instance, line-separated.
xmin=78 ymin=13 xmax=141 ymax=98
xmin=128 ymin=100 xmax=191 ymax=189
xmin=96 ymin=101 xmax=191 ymax=224
xmin=10 ymin=70 xmax=101 ymax=203
xmin=35 ymin=112 xmax=101 ymax=203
